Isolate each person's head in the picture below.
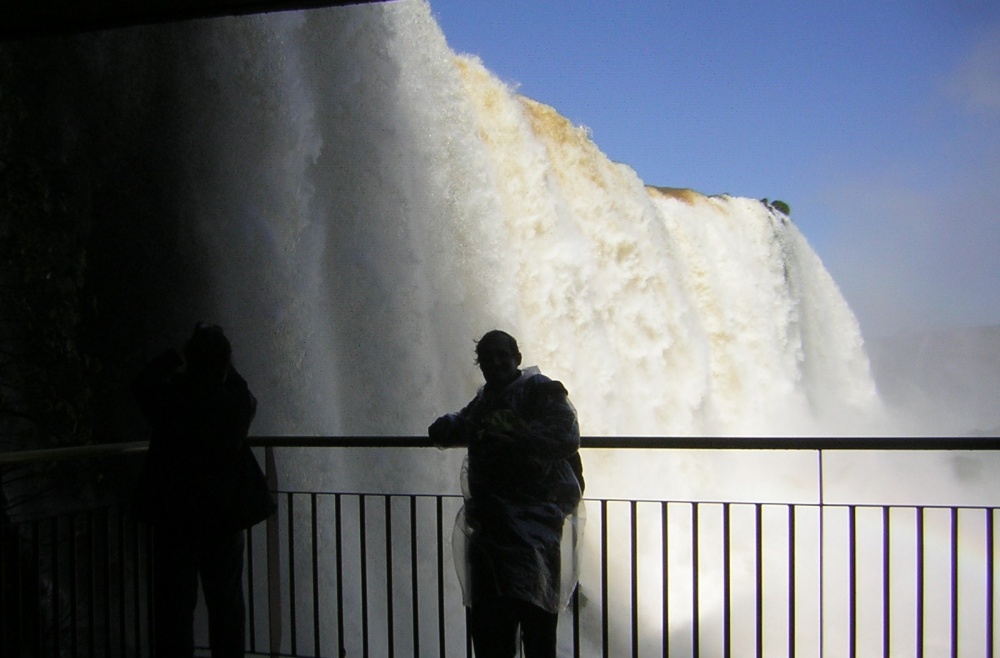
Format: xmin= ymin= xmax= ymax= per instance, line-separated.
xmin=475 ymin=330 xmax=521 ymax=387
xmin=183 ymin=322 xmax=232 ymax=381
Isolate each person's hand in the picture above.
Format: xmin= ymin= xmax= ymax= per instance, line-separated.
xmin=430 ymin=414 xmax=472 ymax=447
xmin=428 ymin=416 xmax=452 ymax=441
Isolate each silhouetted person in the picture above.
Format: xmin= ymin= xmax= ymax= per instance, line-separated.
xmin=133 ymin=323 xmax=273 ymax=658
xmin=429 ymin=330 xmax=584 ymax=658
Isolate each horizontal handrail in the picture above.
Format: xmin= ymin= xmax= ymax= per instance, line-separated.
xmin=0 ymin=440 xmax=150 ymax=465
xmin=1 ymin=435 xmax=998 ymax=465
xmin=250 ymin=435 xmax=1000 ymax=450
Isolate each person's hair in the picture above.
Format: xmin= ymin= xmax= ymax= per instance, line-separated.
xmin=474 ymin=330 xmax=520 ymax=364
xmin=183 ymin=322 xmax=232 ymax=380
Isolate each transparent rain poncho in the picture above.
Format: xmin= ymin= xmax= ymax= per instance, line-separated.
xmin=434 ymin=367 xmax=585 ymax=613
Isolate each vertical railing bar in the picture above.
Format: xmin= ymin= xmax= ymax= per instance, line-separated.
xmin=133 ymin=518 xmax=142 ymax=656
xmin=125 ymin=510 xmax=136 ymax=657
xmin=95 ymin=512 xmax=103 ymax=658
xmin=662 ymin=501 xmax=670 ymax=658
xmin=97 ymin=510 xmax=108 ymax=656
xmin=916 ymin=507 xmax=925 ymax=658
xmin=287 ymin=494 xmax=297 ymax=657
xmin=12 ymin=517 xmax=20 ymax=653
xmin=32 ymin=519 xmax=42 ymax=657
xmin=883 ymin=506 xmax=890 ymax=658
xmin=89 ymin=513 xmax=97 ymax=658
xmin=360 ymin=495 xmax=369 ymax=658
xmin=145 ymin=522 xmax=155 ymax=658
xmin=9 ymin=516 xmax=18 ymax=654
xmin=465 ymin=607 xmax=473 ymax=658
xmin=385 ymin=496 xmax=395 ymax=658
xmin=86 ymin=513 xmax=93 ymax=658
xmin=755 ymin=503 xmax=763 ymax=658
xmin=951 ymin=507 xmax=959 ymax=658
xmin=410 ymin=496 xmax=420 ymax=658
xmin=73 ymin=512 xmax=86 ymax=654
xmin=630 ymin=500 xmax=639 ymax=658
xmin=96 ymin=511 xmax=105 ymax=658
xmin=52 ymin=516 xmax=62 ymax=658
xmin=118 ymin=509 xmax=127 ymax=658
xmin=435 ymin=496 xmax=446 ymax=658
xmin=104 ymin=509 xmax=113 ymax=657
xmin=265 ymin=447 xmax=282 ymax=658
xmin=70 ymin=514 xmax=79 ymax=658
xmin=13 ymin=518 xmax=21 ymax=654
xmin=36 ymin=517 xmax=45 ymax=655
xmin=692 ymin=502 xmax=700 ymax=658
xmin=0 ymin=510 xmax=7 ymax=655
xmin=87 ymin=514 xmax=95 ymax=657
xmin=987 ymin=508 xmax=995 ymax=658
xmin=601 ymin=500 xmax=609 ymax=658
xmin=3 ymin=519 xmax=10 ymax=653
xmin=246 ymin=523 xmax=257 ymax=654
xmin=0 ymin=509 xmax=5 ymax=653
xmin=573 ymin=576 xmax=581 ymax=658
xmin=312 ymin=493 xmax=321 ymax=658
xmin=335 ymin=494 xmax=345 ymax=658
xmin=818 ymin=450 xmax=825 ymax=658
xmin=788 ymin=505 xmax=796 ymax=658
xmin=722 ymin=503 xmax=731 ymax=658
xmin=93 ymin=512 xmax=101 ymax=658
xmin=87 ymin=513 xmax=97 ymax=658
xmin=91 ymin=513 xmax=101 ymax=658
xmin=848 ymin=505 xmax=857 ymax=658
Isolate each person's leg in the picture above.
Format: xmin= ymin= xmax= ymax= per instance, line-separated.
xmin=199 ymin=531 xmax=246 ymax=658
xmin=517 ymin=600 xmax=559 ymax=658
xmin=152 ymin=527 xmax=199 ymax=658
xmin=469 ymin=597 xmax=520 ymax=658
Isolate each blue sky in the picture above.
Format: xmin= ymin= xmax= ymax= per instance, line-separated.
xmin=427 ymin=0 xmax=1000 ymax=339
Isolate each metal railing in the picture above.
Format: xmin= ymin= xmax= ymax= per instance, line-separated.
xmin=2 ymin=436 xmax=999 ymax=657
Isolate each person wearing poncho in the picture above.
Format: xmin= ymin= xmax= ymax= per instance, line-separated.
xmin=429 ymin=330 xmax=584 ymax=658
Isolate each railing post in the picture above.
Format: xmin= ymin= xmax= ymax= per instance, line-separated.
xmin=265 ymin=446 xmax=282 ymax=657
xmin=987 ymin=509 xmax=995 ymax=658
xmin=818 ymin=449 xmax=825 ymax=658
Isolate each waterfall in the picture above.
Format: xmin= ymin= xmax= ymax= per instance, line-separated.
xmin=124 ymin=0 xmax=881 ymax=442
xmin=0 ymin=1 xmax=908 ymax=655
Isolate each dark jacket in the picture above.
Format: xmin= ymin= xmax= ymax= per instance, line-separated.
xmin=132 ymin=349 xmax=268 ymax=534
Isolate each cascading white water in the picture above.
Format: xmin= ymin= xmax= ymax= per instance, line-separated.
xmin=164 ymin=0 xmax=881 ymax=444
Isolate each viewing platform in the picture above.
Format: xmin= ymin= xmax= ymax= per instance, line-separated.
xmin=2 ymin=436 xmax=998 ymax=657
